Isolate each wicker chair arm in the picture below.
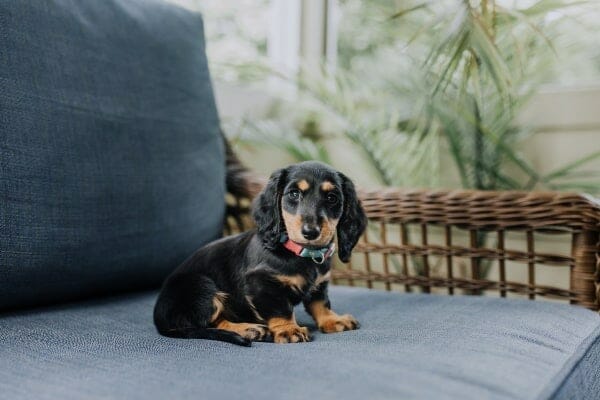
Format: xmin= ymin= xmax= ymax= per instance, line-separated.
xmin=355 ymin=188 xmax=599 ymax=310
xmin=357 ymin=188 xmax=600 ymax=232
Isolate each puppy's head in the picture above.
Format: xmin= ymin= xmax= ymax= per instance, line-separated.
xmin=252 ymin=161 xmax=367 ymax=262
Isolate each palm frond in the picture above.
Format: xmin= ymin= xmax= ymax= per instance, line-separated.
xmin=541 ymin=151 xmax=600 ymax=182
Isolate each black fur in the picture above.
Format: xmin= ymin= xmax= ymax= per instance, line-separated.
xmin=154 ymin=161 xmax=367 ymax=346
xmin=253 ymin=168 xmax=287 ymax=250
xmin=336 ymin=172 xmax=367 ymax=262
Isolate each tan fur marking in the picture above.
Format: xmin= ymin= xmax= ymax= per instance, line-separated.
xmin=307 ymin=300 xmax=359 ymax=334
xmin=314 ymin=271 xmax=331 ymax=287
xmin=321 ymin=181 xmax=335 ymax=191
xmin=297 ymin=179 xmax=310 ymax=191
xmin=209 ymin=292 xmax=228 ymax=323
xmin=245 ymin=295 xmax=264 ymax=321
xmin=275 ymin=274 xmax=306 ymax=293
xmin=319 ymin=217 xmax=339 ymax=245
xmin=268 ymin=314 xmax=310 ymax=344
xmin=282 ymin=209 xmax=304 ymax=243
xmin=308 ymin=300 xmax=334 ymax=322
xmin=268 ymin=316 xmax=296 ymax=329
xmin=215 ymin=320 xmax=269 ymax=340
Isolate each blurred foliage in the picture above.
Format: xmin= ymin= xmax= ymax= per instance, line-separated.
xmin=388 ymin=0 xmax=600 ymax=193
xmin=221 ymin=0 xmax=600 ymax=194
xmin=190 ymin=0 xmax=270 ymax=82
xmin=337 ymin=0 xmax=600 ymax=86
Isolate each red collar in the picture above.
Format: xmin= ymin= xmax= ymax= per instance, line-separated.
xmin=280 ymin=234 xmax=336 ymax=264
xmin=281 ymin=239 xmax=306 ymax=256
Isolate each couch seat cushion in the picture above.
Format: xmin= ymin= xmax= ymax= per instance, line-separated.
xmin=1 ymin=287 xmax=598 ymax=400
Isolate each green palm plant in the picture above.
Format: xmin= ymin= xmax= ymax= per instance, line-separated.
xmin=390 ymin=0 xmax=598 ymax=192
xmin=227 ymin=0 xmax=599 ymax=195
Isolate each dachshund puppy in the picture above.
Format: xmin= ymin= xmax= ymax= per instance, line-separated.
xmin=153 ymin=161 xmax=367 ymax=346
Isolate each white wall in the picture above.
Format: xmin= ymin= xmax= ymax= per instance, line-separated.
xmin=519 ymin=85 xmax=600 ymax=179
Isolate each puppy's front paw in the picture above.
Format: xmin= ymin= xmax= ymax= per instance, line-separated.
xmin=268 ymin=317 xmax=311 ymax=344
xmin=318 ymin=314 xmax=360 ymax=333
xmin=241 ymin=324 xmax=271 ymax=341
xmin=272 ymin=325 xmax=311 ymax=343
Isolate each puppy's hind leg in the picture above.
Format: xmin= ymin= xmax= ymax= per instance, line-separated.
xmin=154 ymin=274 xmax=253 ymax=346
xmin=210 ymin=292 xmax=270 ymax=343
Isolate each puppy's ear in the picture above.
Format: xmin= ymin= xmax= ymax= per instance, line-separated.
xmin=336 ymin=172 xmax=367 ymax=263
xmin=252 ymin=168 xmax=288 ymax=249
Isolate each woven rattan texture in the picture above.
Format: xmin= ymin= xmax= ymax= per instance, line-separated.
xmin=224 ymin=143 xmax=600 ymax=311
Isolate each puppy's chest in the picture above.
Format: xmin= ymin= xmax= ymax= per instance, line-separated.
xmin=276 ymin=265 xmax=331 ymax=298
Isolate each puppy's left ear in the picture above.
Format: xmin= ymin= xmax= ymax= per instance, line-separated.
xmin=336 ymin=172 xmax=367 ymax=263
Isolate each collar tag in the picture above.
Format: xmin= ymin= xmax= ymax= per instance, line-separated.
xmin=279 ymin=233 xmax=336 ymax=263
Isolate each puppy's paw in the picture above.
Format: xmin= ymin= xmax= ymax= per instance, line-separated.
xmin=270 ymin=323 xmax=311 ymax=344
xmin=318 ymin=314 xmax=360 ymax=333
xmin=272 ymin=325 xmax=310 ymax=343
xmin=240 ymin=324 xmax=270 ymax=341
xmin=216 ymin=321 xmax=270 ymax=342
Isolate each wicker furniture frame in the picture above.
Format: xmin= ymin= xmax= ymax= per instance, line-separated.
xmin=224 ymin=144 xmax=600 ymax=312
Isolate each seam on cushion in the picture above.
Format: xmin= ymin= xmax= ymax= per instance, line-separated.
xmin=535 ymin=324 xmax=600 ymax=400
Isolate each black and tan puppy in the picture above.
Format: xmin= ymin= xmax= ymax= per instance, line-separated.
xmin=153 ymin=161 xmax=367 ymax=346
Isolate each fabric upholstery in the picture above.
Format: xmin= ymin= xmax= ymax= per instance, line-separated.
xmin=1 ymin=286 xmax=598 ymax=400
xmin=0 ymin=0 xmax=224 ymax=310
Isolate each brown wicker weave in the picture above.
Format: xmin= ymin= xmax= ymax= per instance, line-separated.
xmin=224 ymin=143 xmax=600 ymax=311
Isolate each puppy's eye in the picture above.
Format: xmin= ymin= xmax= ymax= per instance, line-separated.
xmin=326 ymin=193 xmax=338 ymax=204
xmin=288 ymin=190 xmax=301 ymax=200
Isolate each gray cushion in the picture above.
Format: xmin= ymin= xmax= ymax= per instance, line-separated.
xmin=0 ymin=0 xmax=224 ymax=310
xmin=1 ymin=287 xmax=598 ymax=400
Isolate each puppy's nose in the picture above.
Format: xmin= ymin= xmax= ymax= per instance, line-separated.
xmin=301 ymin=224 xmax=321 ymax=240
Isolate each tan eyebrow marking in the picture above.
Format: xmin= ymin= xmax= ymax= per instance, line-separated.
xmin=297 ymin=179 xmax=310 ymax=191
xmin=321 ymin=181 xmax=335 ymax=191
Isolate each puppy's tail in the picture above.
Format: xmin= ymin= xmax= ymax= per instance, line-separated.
xmin=159 ymin=327 xmax=252 ymax=347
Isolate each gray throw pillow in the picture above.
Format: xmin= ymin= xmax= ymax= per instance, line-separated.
xmin=0 ymin=0 xmax=225 ymax=310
